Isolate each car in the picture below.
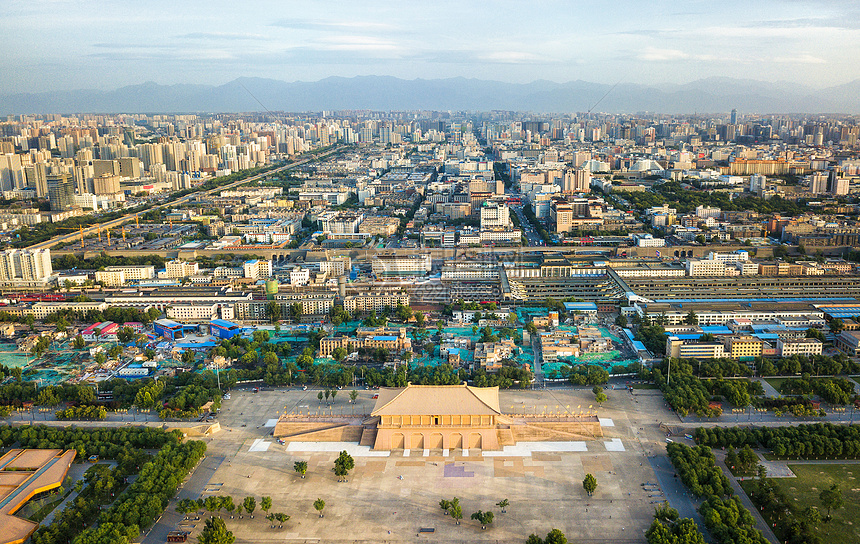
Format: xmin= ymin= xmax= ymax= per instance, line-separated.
xmin=372 ymin=394 xmax=379 ymax=399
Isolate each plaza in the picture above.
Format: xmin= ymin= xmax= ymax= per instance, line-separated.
xmin=148 ymin=385 xmax=677 ymax=543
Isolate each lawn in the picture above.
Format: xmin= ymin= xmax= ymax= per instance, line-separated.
xmin=763 ymin=377 xmax=792 ymax=393
xmin=741 ymin=464 xmax=860 ymax=544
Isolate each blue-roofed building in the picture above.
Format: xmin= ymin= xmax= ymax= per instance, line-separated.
xmin=563 ymin=302 xmax=598 ymax=316
xmin=154 ymin=319 xmax=185 ymax=341
xmin=209 ymin=319 xmax=243 ymax=340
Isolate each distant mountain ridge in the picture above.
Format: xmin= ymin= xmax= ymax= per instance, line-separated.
xmin=2 ymin=76 xmax=859 ymax=114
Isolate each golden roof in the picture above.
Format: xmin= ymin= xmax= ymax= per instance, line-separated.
xmin=371 ymin=383 xmax=501 ymax=416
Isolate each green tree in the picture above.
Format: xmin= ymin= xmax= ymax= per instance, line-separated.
xmin=294 ymin=460 xmax=308 ymax=478
xmin=614 ymin=314 xmax=627 ymax=328
xmin=289 ymin=303 xmax=303 ymax=320
xmin=439 ymin=499 xmax=451 ymax=513
xmin=582 ymin=473 xmax=597 ymax=496
xmin=449 ymin=499 xmax=463 ymax=525
xmin=198 ymin=517 xmax=235 ymax=544
xmin=470 ymin=510 xmax=494 ymax=529
xmin=116 ymin=327 xmax=135 ymax=343
xmin=415 ymin=312 xmax=425 ymax=328
xmin=332 ymin=450 xmax=354 ymax=482
xmin=317 ymin=391 xmax=324 ymax=404
xmin=332 ymin=347 xmax=347 ymax=362
xmin=243 ymin=496 xmax=256 ymax=518
xmin=73 ymin=334 xmax=85 ymax=350
xmin=820 ymin=484 xmax=844 ymax=518
xmin=313 ymin=498 xmax=325 ymax=517
xmin=496 ymin=498 xmax=509 ymax=513
xmin=830 ymin=318 xmax=845 ymax=334
xmin=260 ymin=496 xmax=272 ymax=516
xmin=349 ymin=389 xmax=358 ymax=403
xmin=182 ymin=349 xmax=196 ymax=365
xmin=266 ymin=301 xmax=282 ymax=323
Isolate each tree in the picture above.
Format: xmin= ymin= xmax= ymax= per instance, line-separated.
xmin=332 ymin=450 xmax=354 ymax=482
xmin=73 ymin=334 xmax=85 ymax=350
xmin=243 ymin=496 xmax=256 ymax=518
xmin=653 ymin=502 xmax=679 ymax=523
xmin=313 ymin=498 xmax=325 ymax=517
xmin=470 ymin=510 xmax=494 ymax=529
xmin=294 ymin=460 xmax=308 ymax=478
xmin=684 ymin=310 xmax=698 ymax=325
xmin=449 ymin=500 xmax=463 ymax=525
xmin=415 ymin=313 xmax=425 ymax=328
xmin=331 ymin=390 xmax=337 ymax=403
xmin=182 ymin=349 xmax=196 ymax=365
xmin=266 ymin=301 xmax=282 ymax=323
xmin=317 ymin=391 xmax=323 ymax=404
xmin=496 ymin=498 xmax=509 ymax=513
xmin=528 ymin=528 xmax=568 ymax=544
xmin=614 ymin=314 xmax=627 ymax=328
xmin=439 ymin=499 xmax=451 ymax=513
xmin=261 ymin=496 xmax=272 ymax=516
xmin=332 ymin=347 xmax=347 ymax=362
xmin=525 ymin=322 xmax=538 ymax=336
xmin=198 ymin=517 xmax=235 ymax=544
xmin=117 ymin=327 xmax=135 ymax=343
xmin=349 ymin=389 xmax=358 ymax=403
xmin=223 ymin=496 xmax=235 ymax=518
xmin=582 ymin=473 xmax=597 ymax=496
xmin=820 ymin=484 xmax=843 ymax=518
xmin=595 ymin=391 xmax=607 ymax=404
xmin=289 ymin=303 xmax=303 ymax=320
xmin=830 ymin=318 xmax=845 ymax=334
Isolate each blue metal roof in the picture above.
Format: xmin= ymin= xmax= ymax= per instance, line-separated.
xmin=373 ymin=335 xmax=398 ymax=341
xmin=701 ymin=326 xmax=732 ymax=334
xmin=563 ymin=302 xmax=599 ymax=311
xmin=654 ymin=297 xmax=854 ymax=304
xmin=210 ymin=319 xmax=240 ymax=329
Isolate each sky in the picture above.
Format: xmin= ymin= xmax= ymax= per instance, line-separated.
xmin=2 ymin=0 xmax=859 ymax=94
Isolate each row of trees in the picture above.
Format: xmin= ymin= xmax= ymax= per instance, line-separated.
xmin=695 ymin=423 xmax=860 ymax=459
xmin=176 ymin=495 xmax=285 ymax=521
xmin=16 ymin=426 xmax=189 ymax=544
xmin=666 ymin=442 xmax=768 ymax=544
xmin=437 ymin=497 xmax=506 ymax=529
xmin=55 ymin=405 xmax=107 ymax=420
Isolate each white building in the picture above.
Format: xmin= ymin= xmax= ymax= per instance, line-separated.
xmin=633 ymin=234 xmax=666 ymax=247
xmin=777 ymin=338 xmax=823 ymax=357
xmin=104 ymin=265 xmax=155 ymax=281
xmin=686 ymin=259 xmax=727 ymax=276
xmin=289 ymin=267 xmax=310 ymax=286
xmin=479 ymin=201 xmax=510 ymax=229
xmin=0 ymin=248 xmax=53 ymax=282
xmin=707 ymin=251 xmax=749 ymax=264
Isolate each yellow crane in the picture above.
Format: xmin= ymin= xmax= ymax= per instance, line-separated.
xmin=121 ymin=226 xmax=126 ymax=241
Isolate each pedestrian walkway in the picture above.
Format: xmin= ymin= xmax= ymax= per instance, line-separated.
xmin=714 ymin=455 xmax=780 ymax=544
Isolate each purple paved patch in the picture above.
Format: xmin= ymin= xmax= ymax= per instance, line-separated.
xmin=444 ymin=463 xmax=475 ymax=477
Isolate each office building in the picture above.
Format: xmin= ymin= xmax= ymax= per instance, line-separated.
xmin=47 ymin=173 xmax=74 ymax=211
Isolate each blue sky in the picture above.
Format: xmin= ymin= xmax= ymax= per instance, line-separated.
xmin=2 ymin=0 xmax=859 ymax=93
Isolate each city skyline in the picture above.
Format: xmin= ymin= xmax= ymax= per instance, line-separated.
xmin=2 ymin=0 xmax=860 ymax=96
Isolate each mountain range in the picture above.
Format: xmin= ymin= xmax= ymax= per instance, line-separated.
xmin=2 ymin=76 xmax=859 ymax=115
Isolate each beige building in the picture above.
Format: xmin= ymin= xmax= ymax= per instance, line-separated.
xmin=95 ymin=269 xmax=125 ymax=286
xmin=371 ymin=384 xmax=504 ymax=450
xmin=318 ymin=326 xmax=411 ymax=358
xmin=342 ymin=292 xmax=409 ymax=314
xmin=776 ymin=338 xmax=823 ymax=357
xmin=163 ymin=260 xmax=199 ymax=279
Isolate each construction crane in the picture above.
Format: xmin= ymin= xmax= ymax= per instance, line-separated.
xmin=106 ymin=229 xmax=111 ymax=245
xmin=121 ymin=226 xmax=126 ymax=241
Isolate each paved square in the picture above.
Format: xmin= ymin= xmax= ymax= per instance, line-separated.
xmin=146 ymin=386 xmax=683 ymax=543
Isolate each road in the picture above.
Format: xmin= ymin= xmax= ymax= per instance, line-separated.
xmin=28 ymin=146 xmax=344 ymax=251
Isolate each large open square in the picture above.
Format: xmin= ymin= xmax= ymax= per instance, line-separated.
xmin=155 ymin=385 xmax=677 ymax=543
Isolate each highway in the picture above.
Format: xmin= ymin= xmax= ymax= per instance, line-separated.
xmin=27 ymin=146 xmax=344 ymax=251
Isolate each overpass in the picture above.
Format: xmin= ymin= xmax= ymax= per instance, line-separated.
xmin=28 ymin=146 xmax=345 ymax=252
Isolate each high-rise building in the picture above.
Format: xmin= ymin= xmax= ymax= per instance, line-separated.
xmin=749 ymin=174 xmax=766 ymax=196
xmin=480 ymin=201 xmax=510 ymax=229
xmin=93 ymin=174 xmax=120 ymax=195
xmin=47 ymin=172 xmax=74 ymax=211
xmin=809 ymin=172 xmax=829 ymax=195
xmin=0 ymin=248 xmax=53 ymax=281
xmin=730 ymin=109 xmax=738 ymax=125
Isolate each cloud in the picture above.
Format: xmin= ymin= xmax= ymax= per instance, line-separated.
xmin=175 ymin=32 xmax=268 ymax=41
xmin=480 ymin=51 xmax=553 ymax=64
xmin=271 ymin=19 xmax=398 ymax=32
xmin=774 ymin=53 xmax=826 ymax=64
xmin=636 ymin=47 xmax=690 ymax=62
xmin=313 ymin=36 xmax=400 ymax=52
